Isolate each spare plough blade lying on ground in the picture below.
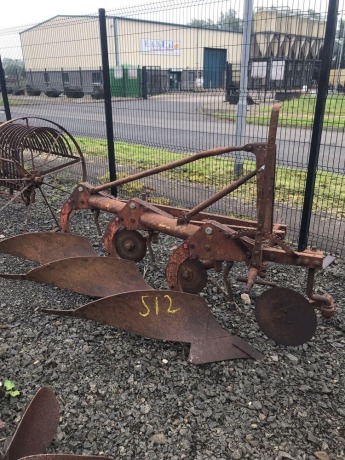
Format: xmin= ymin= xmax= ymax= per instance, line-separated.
xmin=1 ymin=386 xmax=112 ymax=460
xmin=42 ymin=290 xmax=263 ymax=364
xmin=0 ymin=102 xmax=335 ymax=354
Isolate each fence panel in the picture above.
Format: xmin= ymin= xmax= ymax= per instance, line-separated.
xmin=0 ymin=0 xmax=344 ymax=254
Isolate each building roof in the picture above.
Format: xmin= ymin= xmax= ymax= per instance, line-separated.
xmin=20 ymin=14 xmax=243 ymax=35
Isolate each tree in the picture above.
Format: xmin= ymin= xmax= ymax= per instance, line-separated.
xmin=188 ymin=8 xmax=243 ymax=32
xmin=217 ymin=9 xmax=243 ymax=32
xmin=188 ymin=18 xmax=216 ymax=28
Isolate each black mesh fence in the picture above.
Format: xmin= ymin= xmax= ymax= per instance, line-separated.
xmin=0 ymin=0 xmax=344 ymax=254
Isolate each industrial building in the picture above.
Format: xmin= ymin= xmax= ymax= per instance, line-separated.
xmin=20 ymin=15 xmax=242 ymax=94
xmin=20 ymin=8 xmax=326 ymax=95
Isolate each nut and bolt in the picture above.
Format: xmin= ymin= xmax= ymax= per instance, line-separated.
xmin=129 ymin=202 xmax=136 ymax=210
xmin=205 ymin=227 xmax=213 ymax=235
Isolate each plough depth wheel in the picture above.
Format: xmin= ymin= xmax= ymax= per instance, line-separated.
xmin=177 ymin=258 xmax=208 ymax=294
xmin=114 ymin=229 xmax=147 ymax=261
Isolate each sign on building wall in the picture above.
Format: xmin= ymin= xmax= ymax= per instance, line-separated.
xmin=140 ymin=39 xmax=180 ymax=55
xmin=114 ymin=67 xmax=123 ymax=79
xmin=271 ymin=61 xmax=285 ymax=81
xmin=251 ymin=61 xmax=267 ymax=79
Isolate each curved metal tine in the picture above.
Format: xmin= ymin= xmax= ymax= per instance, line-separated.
xmin=24 ymin=117 xmax=36 ymax=170
xmin=3 ymin=387 xmax=59 ymax=460
xmin=0 ymin=184 xmax=31 ymax=213
xmin=37 ymin=185 xmax=61 ymax=228
xmin=0 ymin=157 xmax=29 ymax=177
xmin=40 ymin=129 xmax=64 ymax=169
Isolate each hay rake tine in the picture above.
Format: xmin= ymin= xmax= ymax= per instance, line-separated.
xmin=24 ymin=117 xmax=36 ymax=171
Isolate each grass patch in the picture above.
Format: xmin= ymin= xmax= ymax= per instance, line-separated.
xmin=98 ymin=172 xmax=170 ymax=205
xmin=213 ymin=95 xmax=345 ymax=129
xmin=78 ymin=137 xmax=345 ymax=218
xmin=0 ymin=98 xmax=32 ymax=106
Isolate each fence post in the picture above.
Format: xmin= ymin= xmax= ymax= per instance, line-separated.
xmin=142 ymin=66 xmax=148 ymax=100
xmin=298 ymin=0 xmax=339 ymax=251
xmin=0 ymin=56 xmax=12 ymax=121
xmin=99 ymin=8 xmax=117 ymax=197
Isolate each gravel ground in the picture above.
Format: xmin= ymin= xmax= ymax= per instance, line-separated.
xmin=0 ymin=189 xmax=344 ymax=460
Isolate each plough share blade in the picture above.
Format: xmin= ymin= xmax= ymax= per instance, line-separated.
xmin=0 ymin=232 xmax=96 ymax=265
xmin=3 ymin=386 xmax=113 ymax=460
xmin=1 ymin=257 xmax=151 ymax=298
xmin=42 ymin=290 xmax=263 ymax=364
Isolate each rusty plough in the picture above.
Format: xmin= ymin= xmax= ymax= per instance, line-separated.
xmin=0 ymin=103 xmax=335 ymax=361
xmin=1 ymin=386 xmax=112 ymax=460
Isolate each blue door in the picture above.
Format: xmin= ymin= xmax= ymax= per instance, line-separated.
xmin=203 ymin=48 xmax=227 ymax=89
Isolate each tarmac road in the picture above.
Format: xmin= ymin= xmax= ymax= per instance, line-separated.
xmin=1 ymin=92 xmax=344 ymax=172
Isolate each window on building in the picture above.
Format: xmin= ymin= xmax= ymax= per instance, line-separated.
xmin=92 ymin=71 xmax=102 ymax=84
xmin=44 ymin=72 xmax=50 ymax=85
xmin=62 ymin=72 xmax=70 ymax=86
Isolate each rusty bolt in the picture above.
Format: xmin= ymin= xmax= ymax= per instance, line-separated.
xmin=189 ymin=243 xmax=195 ymax=249
xmin=204 ymin=245 xmax=210 ymax=251
xmin=125 ymin=241 xmax=134 ymax=251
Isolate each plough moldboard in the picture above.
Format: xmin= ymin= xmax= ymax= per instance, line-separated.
xmin=0 ymin=103 xmax=336 ymax=362
xmin=1 ymin=386 xmax=113 ymax=460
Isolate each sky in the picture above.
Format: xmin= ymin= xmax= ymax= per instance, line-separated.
xmin=0 ymin=0 xmax=342 ymax=59
xmin=0 ymin=0 xmax=338 ymax=30
xmin=0 ymin=1 xmax=149 ymax=30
